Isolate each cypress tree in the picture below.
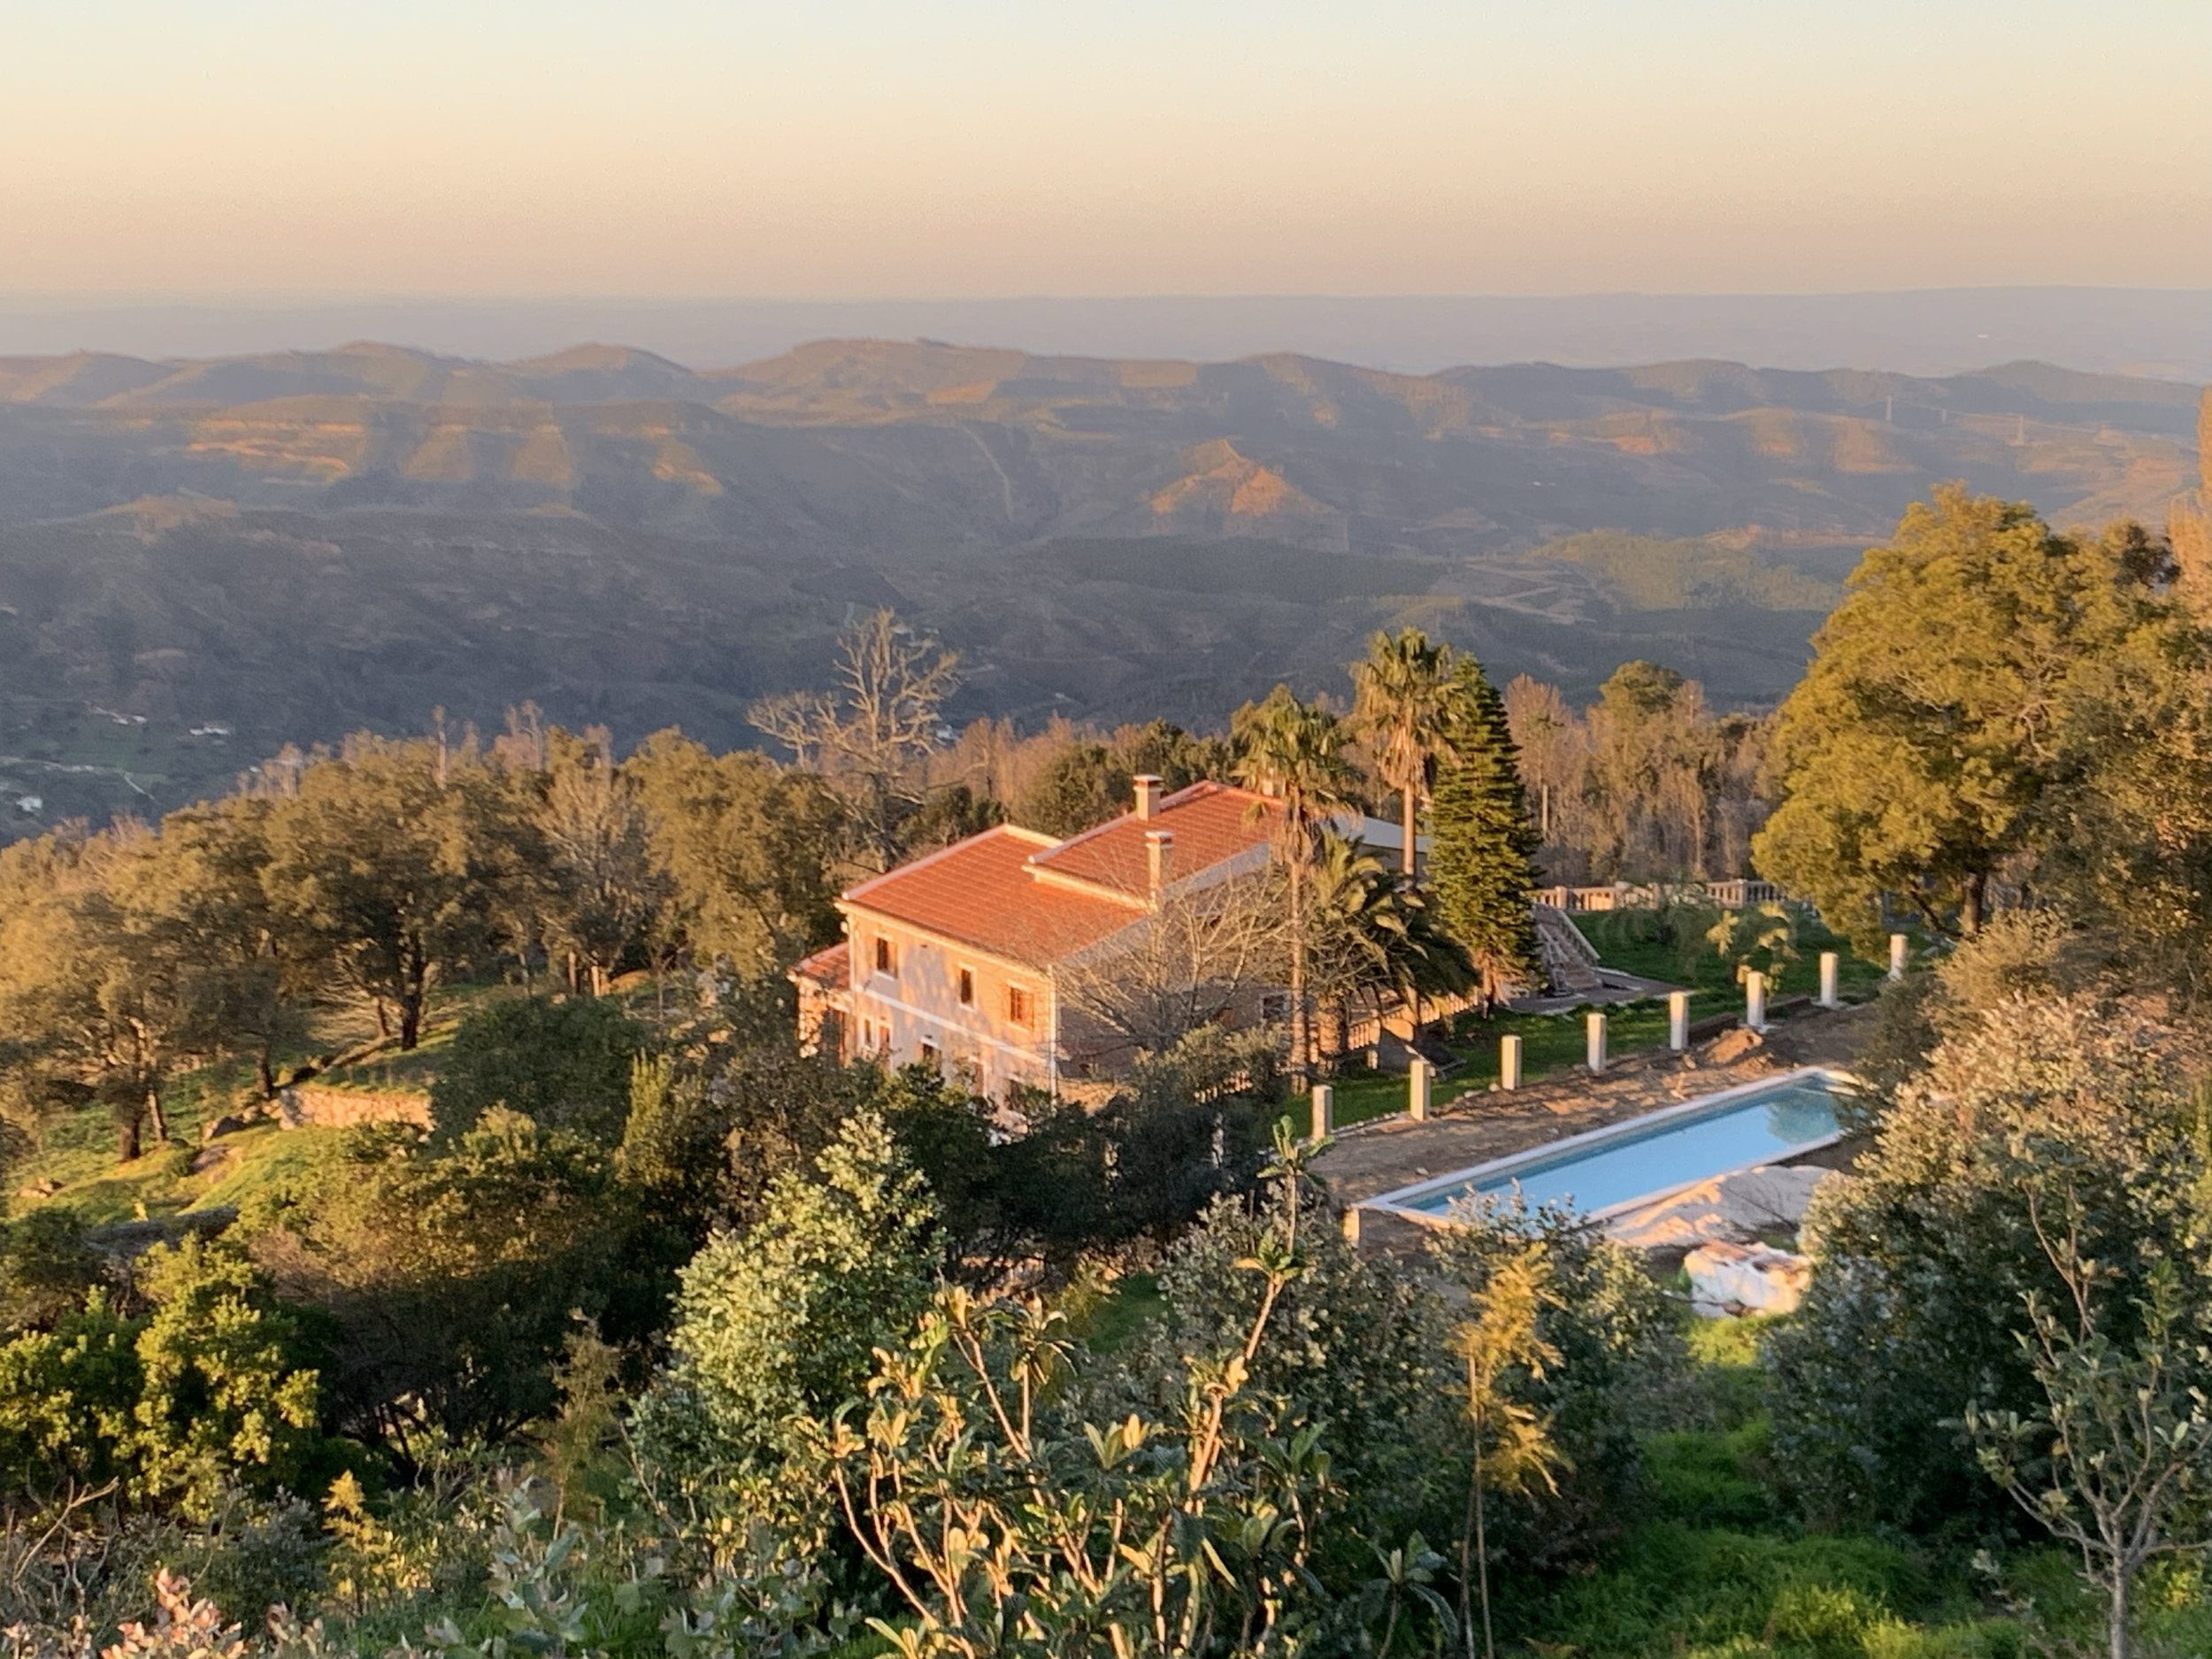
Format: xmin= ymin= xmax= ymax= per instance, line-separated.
xmin=1429 ymin=659 xmax=1542 ymax=1011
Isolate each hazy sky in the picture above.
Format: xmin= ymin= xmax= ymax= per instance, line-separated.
xmin=7 ymin=0 xmax=2208 ymax=299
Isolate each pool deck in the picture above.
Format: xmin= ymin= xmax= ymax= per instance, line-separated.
xmin=1317 ymin=1002 xmax=1873 ymax=1256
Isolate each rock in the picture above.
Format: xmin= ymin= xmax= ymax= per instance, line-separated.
xmin=190 ymin=1143 xmax=234 ymax=1175
xmin=90 ymin=1208 xmax=236 ymax=1260
xmin=17 ymin=1177 xmax=61 ymax=1200
xmin=1606 ymin=1164 xmax=1834 ymax=1251
xmin=1685 ymin=1240 xmax=1812 ymax=1317
xmin=277 ymin=1085 xmax=432 ymax=1130
xmin=1702 ymin=1027 xmax=1765 ymax=1066
xmin=201 ymin=1112 xmax=251 ymax=1142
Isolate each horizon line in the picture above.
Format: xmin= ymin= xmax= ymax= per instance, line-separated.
xmin=4 ymin=283 xmax=2210 ymax=310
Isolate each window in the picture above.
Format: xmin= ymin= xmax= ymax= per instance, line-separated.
xmin=919 ymin=1040 xmax=939 ymax=1068
xmin=1260 ymin=993 xmax=1289 ymax=1025
xmin=873 ymin=934 xmax=895 ymax=976
xmin=1006 ymin=985 xmax=1033 ymax=1027
xmin=957 ymin=966 xmax=975 ymax=1006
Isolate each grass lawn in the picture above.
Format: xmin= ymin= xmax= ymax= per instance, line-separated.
xmin=12 ymin=1118 xmax=349 ymax=1229
xmin=9 ymin=973 xmax=704 ymax=1225
xmin=1326 ymin=902 xmax=1895 ymax=1132
xmin=1066 ymin=1271 xmax=1168 ymax=1353
xmin=308 ymin=972 xmax=679 ymax=1095
xmin=9 ymin=976 xmax=617 ymax=1224
xmin=304 ymin=978 xmax=530 ymax=1094
xmin=1517 ymin=1317 xmax=2035 ymax=1657
xmin=1571 ymin=904 xmax=1893 ymax=1003
xmin=1325 ymin=991 xmax=1733 ymax=1129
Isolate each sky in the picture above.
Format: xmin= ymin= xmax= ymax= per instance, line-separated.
xmin=5 ymin=0 xmax=2209 ymax=300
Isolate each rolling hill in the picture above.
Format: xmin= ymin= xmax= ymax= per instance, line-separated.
xmin=0 ymin=338 xmax=2200 ymax=835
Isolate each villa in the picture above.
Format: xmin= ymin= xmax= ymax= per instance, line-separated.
xmin=792 ymin=776 xmax=1410 ymax=1099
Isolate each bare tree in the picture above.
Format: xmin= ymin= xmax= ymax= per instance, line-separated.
xmin=751 ymin=610 xmax=961 ymax=871
xmin=1053 ymin=877 xmax=1286 ymax=1062
xmin=537 ymin=728 xmax=666 ymax=995
xmin=1502 ymin=675 xmax=1584 ymax=864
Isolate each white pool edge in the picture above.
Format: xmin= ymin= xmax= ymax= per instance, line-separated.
xmin=1361 ymin=1064 xmax=1858 ymax=1231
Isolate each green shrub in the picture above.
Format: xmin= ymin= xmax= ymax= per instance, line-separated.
xmin=428 ymin=997 xmax=646 ymax=1141
xmin=0 ymin=1207 xmax=105 ymax=1333
xmin=1429 ymin=1195 xmax=1686 ymax=1571
xmin=661 ymin=1111 xmax=938 ymax=1471
xmin=0 ymin=1237 xmax=325 ymax=1517
xmin=1768 ymin=999 xmax=2210 ymax=1532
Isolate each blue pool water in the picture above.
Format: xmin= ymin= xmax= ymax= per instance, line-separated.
xmin=1394 ymin=1071 xmax=1844 ymax=1219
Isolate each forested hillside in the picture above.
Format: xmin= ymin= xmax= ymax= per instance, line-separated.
xmin=0 ymin=343 xmax=2199 ymax=834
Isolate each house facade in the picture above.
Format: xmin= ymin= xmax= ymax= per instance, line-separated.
xmin=793 ymin=776 xmax=1408 ymax=1098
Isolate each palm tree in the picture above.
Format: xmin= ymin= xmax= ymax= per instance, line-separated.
xmin=1233 ymin=687 xmax=1360 ymax=1086
xmin=1307 ymin=831 xmax=1476 ymax=1056
xmin=1353 ymin=628 xmax=1456 ymax=879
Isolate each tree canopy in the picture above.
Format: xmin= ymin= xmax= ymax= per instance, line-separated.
xmin=1756 ymin=487 xmax=2179 ymax=946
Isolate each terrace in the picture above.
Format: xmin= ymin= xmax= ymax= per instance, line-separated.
xmin=1314 ymin=1000 xmax=1873 ymax=1256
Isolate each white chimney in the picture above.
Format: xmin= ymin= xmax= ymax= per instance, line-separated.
xmin=1133 ymin=773 xmax=1163 ymax=819
xmin=1145 ymin=828 xmax=1174 ymax=898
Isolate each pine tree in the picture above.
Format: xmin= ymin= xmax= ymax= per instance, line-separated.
xmin=1429 ymin=661 xmax=1542 ymax=1013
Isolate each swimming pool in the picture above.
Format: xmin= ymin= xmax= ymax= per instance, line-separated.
xmin=1369 ymin=1066 xmax=1849 ymax=1225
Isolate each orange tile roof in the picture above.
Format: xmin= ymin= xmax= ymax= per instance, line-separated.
xmin=1030 ymin=780 xmax=1278 ymax=895
xmin=842 ymin=825 xmax=1146 ymax=968
xmin=791 ymin=942 xmax=849 ymax=992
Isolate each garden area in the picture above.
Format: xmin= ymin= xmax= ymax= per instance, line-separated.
xmin=1041 ymin=1260 xmax=2141 ymax=1656
xmin=1328 ymin=901 xmax=1892 ymax=1128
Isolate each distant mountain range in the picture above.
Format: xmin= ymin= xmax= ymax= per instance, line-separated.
xmin=0 ymin=337 xmax=2201 ymax=836
xmin=7 ymin=288 xmax=2210 ymax=380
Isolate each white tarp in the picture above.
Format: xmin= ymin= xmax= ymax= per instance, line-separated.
xmin=1603 ymin=1164 xmax=1834 ymax=1252
xmin=1683 ymin=1240 xmax=1813 ymax=1317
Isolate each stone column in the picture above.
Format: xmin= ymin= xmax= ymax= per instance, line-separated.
xmin=1888 ymin=933 xmax=1909 ymax=981
xmin=1745 ymin=970 xmax=1768 ymax=1032
xmin=1341 ymin=1206 xmax=1362 ymax=1244
xmin=1586 ymin=1010 xmax=1608 ymax=1074
xmin=1409 ymin=1057 xmax=1432 ymax=1121
xmin=1310 ymin=1083 xmax=1333 ymax=1141
xmin=1818 ymin=951 xmax=1839 ymax=1008
xmin=1668 ymin=989 xmax=1691 ymax=1051
xmin=1500 ymin=1033 xmax=1524 ymax=1090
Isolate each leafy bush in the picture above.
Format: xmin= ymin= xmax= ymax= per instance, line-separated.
xmin=0 ymin=1209 xmax=105 ymax=1334
xmin=660 ymin=1111 xmax=938 ymax=1471
xmin=0 ymin=1238 xmax=324 ymax=1518
xmin=1429 ymin=1194 xmax=1685 ymax=1570
xmin=1845 ymin=912 xmax=2120 ymax=1125
xmin=807 ymin=1131 xmax=1358 ymax=1657
xmin=1769 ymin=996 xmax=2211 ymax=1533
xmin=428 ymin=998 xmax=646 ymax=1142
xmin=253 ymin=1113 xmax=636 ymax=1446
xmin=1138 ymin=1182 xmax=1453 ymax=1553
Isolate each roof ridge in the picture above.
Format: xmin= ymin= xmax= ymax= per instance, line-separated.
xmin=844 ymin=823 xmax=1032 ymax=902
xmin=1027 ymin=803 xmax=1130 ymax=867
xmin=1171 ymin=779 xmax=1275 ymax=809
xmin=1029 ymin=777 xmax=1274 ymax=872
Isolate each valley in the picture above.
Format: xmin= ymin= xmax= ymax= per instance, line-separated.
xmin=0 ymin=338 xmax=2199 ymax=833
